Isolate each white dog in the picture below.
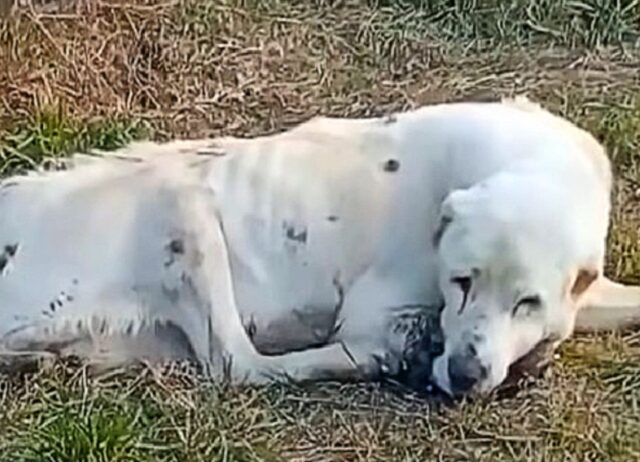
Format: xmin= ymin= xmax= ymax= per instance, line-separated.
xmin=0 ymin=97 xmax=638 ymax=397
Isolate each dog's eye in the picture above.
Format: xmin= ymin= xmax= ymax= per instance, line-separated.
xmin=451 ymin=276 xmax=472 ymax=314
xmin=512 ymin=295 xmax=542 ymax=317
xmin=451 ymin=276 xmax=472 ymax=294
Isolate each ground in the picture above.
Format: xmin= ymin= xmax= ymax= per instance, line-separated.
xmin=0 ymin=1 xmax=639 ymax=461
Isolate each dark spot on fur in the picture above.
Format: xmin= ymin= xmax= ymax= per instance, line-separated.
xmin=383 ymin=159 xmax=400 ymax=173
xmin=4 ymin=244 xmax=18 ymax=257
xmin=327 ymin=215 xmax=339 ymax=222
xmin=285 ymin=226 xmax=308 ymax=244
xmin=66 ymin=295 xmax=74 ymax=302
xmin=72 ymin=279 xmax=79 ymax=285
xmin=0 ymin=243 xmax=19 ymax=274
xmin=49 ymin=302 xmax=57 ymax=312
xmin=168 ymin=239 xmax=185 ymax=255
xmin=165 ymin=238 xmax=186 ymax=267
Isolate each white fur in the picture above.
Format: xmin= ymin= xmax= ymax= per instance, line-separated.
xmin=0 ymin=97 xmax=637 ymax=395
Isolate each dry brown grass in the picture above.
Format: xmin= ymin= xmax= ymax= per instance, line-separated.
xmin=1 ymin=1 xmax=640 ymax=461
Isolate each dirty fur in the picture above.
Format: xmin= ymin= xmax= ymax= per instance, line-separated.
xmin=1 ymin=97 xmax=638 ymax=397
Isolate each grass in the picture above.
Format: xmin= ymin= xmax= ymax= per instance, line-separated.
xmin=0 ymin=105 xmax=148 ymax=175
xmin=0 ymin=0 xmax=639 ymax=460
xmin=372 ymin=0 xmax=640 ymax=48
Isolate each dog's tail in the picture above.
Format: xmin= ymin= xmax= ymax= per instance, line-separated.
xmin=574 ymin=276 xmax=640 ymax=333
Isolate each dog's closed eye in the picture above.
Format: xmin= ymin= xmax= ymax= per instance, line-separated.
xmin=451 ymin=276 xmax=472 ymax=314
xmin=512 ymin=295 xmax=542 ymax=317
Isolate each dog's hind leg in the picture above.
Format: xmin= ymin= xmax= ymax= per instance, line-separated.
xmin=186 ymin=189 xmax=392 ymax=384
xmin=0 ymin=321 xmax=197 ymax=376
xmin=574 ymin=276 xmax=640 ymax=333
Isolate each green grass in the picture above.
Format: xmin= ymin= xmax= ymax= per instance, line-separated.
xmin=0 ymin=364 xmax=289 ymax=462
xmin=370 ymin=0 xmax=640 ymax=48
xmin=0 ymin=105 xmax=148 ymax=176
xmin=1 ymin=0 xmax=640 ymax=460
xmin=588 ymin=102 xmax=640 ymax=283
xmin=5 ymin=398 xmax=149 ymax=462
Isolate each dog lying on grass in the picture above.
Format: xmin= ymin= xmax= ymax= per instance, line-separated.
xmin=0 ymin=96 xmax=638 ymax=398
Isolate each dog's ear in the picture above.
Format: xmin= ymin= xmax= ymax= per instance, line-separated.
xmin=433 ymin=189 xmax=474 ymax=248
xmin=570 ymin=268 xmax=599 ymax=300
xmin=433 ymin=214 xmax=452 ymax=248
xmin=433 ymin=192 xmax=461 ymax=248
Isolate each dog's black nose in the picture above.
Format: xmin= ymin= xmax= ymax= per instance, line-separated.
xmin=448 ymin=351 xmax=487 ymax=395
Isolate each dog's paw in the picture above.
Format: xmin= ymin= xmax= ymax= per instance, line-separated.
xmin=372 ymin=350 xmax=402 ymax=377
xmin=200 ymin=353 xmax=277 ymax=386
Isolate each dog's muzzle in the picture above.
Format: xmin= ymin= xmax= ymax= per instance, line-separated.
xmin=447 ymin=345 xmax=489 ymax=395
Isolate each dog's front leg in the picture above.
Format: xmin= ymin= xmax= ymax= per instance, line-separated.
xmin=181 ymin=190 xmax=279 ymax=383
xmin=255 ymin=340 xmax=398 ymax=383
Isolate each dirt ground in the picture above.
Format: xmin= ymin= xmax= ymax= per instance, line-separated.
xmin=1 ymin=1 xmax=640 ymax=461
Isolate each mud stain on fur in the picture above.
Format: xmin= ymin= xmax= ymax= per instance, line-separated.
xmin=284 ymin=224 xmax=308 ymax=244
xmin=389 ymin=304 xmax=445 ymax=392
xmin=164 ymin=238 xmax=186 ymax=267
xmin=383 ymin=159 xmax=400 ymax=173
xmin=0 ymin=243 xmax=19 ymax=275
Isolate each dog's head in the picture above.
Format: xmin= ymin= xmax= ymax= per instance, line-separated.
xmin=431 ymin=172 xmax=605 ymax=397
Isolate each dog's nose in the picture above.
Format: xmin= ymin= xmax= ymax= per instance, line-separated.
xmin=447 ymin=351 xmax=487 ymax=395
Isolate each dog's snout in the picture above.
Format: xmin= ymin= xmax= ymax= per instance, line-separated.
xmin=447 ymin=348 xmax=488 ymax=395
